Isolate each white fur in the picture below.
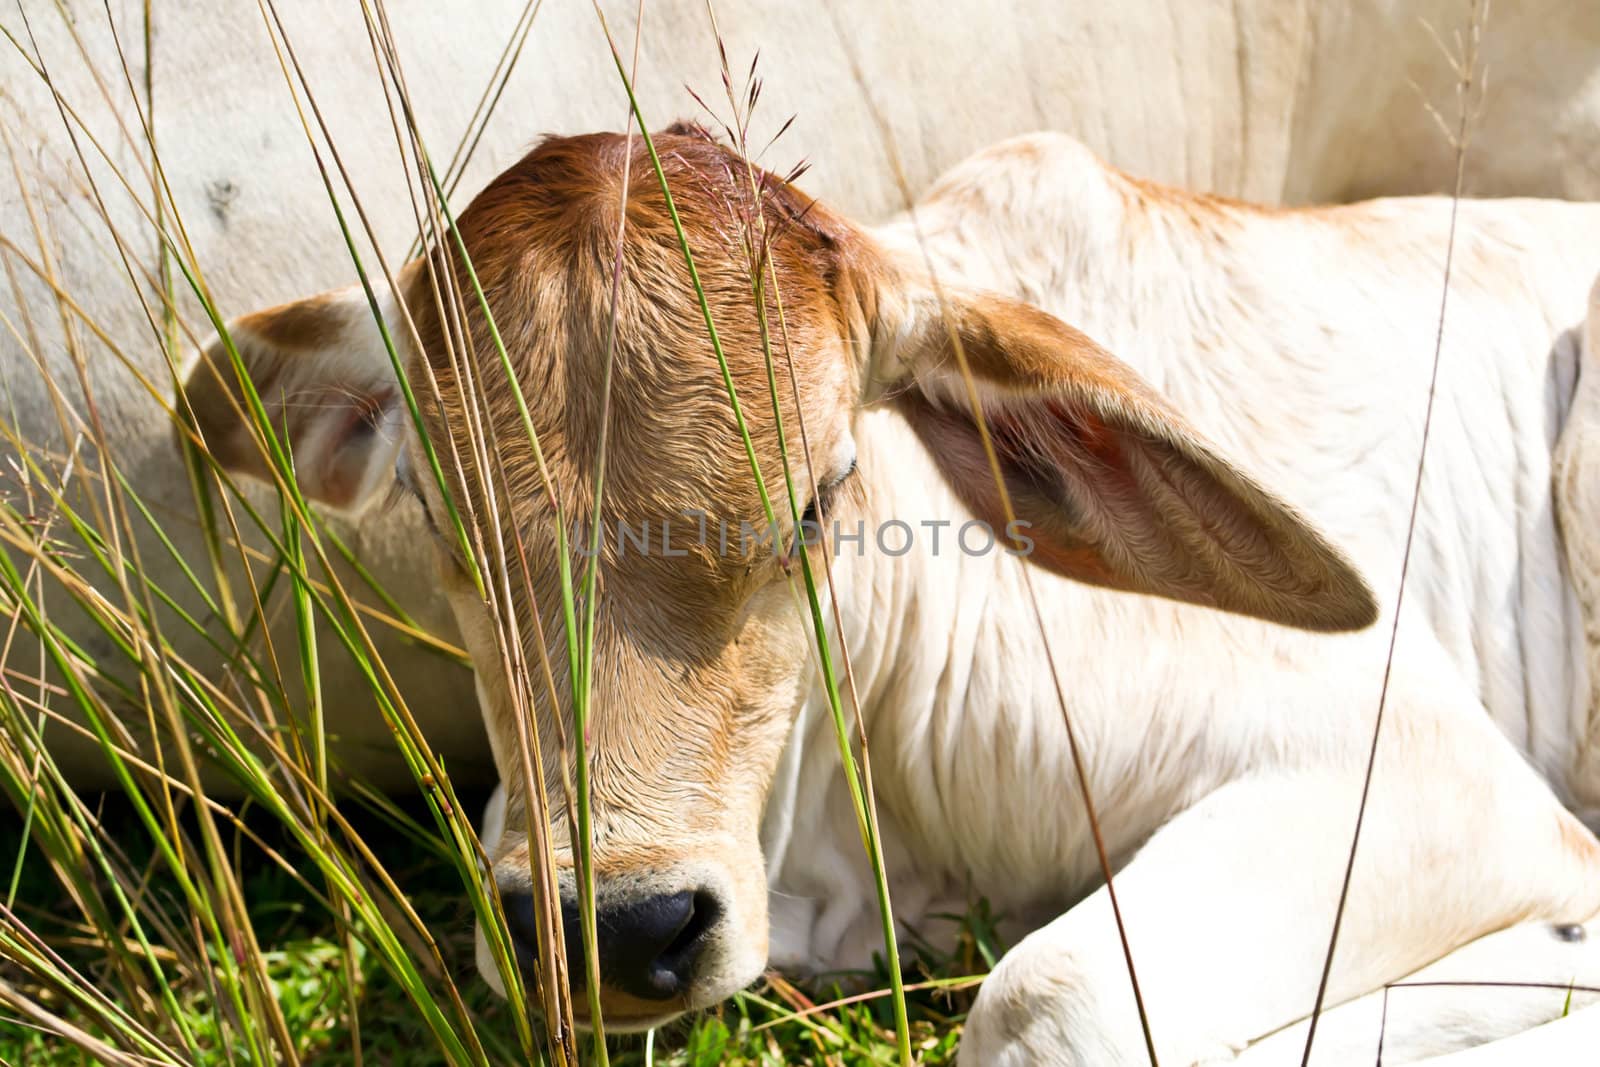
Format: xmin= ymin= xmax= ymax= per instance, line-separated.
xmin=759 ymin=135 xmax=1600 ymax=1063
xmin=9 ymin=0 xmax=1600 ymax=785
xmin=10 ymin=0 xmax=1600 ymax=1055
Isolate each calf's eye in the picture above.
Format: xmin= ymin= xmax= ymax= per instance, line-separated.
xmin=393 ymin=456 xmax=442 ymax=536
xmin=796 ymin=458 xmax=858 ymax=540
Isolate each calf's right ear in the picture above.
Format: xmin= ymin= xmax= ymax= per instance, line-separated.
xmin=180 ymin=275 xmax=416 ymax=514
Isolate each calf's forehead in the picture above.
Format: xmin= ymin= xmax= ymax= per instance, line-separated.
xmin=404 ymin=130 xmax=861 ymax=577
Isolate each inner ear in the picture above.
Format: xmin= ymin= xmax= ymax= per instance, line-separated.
xmin=891 ymin=338 xmax=1378 ymax=633
xmin=180 ymin=278 xmax=414 ymax=513
xmin=796 ymin=193 xmax=1374 ymax=630
xmin=900 ymin=390 xmax=1138 ymax=587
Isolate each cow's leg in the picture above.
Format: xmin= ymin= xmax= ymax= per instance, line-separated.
xmin=1553 ymin=273 xmax=1600 ymax=820
xmin=1407 ymin=1002 xmax=1600 ymax=1066
xmin=1225 ymin=913 xmax=1600 ymax=1064
xmin=959 ymin=719 xmax=1600 ymax=1067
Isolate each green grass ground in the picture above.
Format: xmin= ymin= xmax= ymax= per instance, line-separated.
xmin=0 ymin=791 xmax=985 ymax=1065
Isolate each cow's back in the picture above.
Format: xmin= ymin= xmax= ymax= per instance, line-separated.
xmin=3 ymin=0 xmax=1598 ymax=783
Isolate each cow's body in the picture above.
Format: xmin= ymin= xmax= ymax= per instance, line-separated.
xmin=184 ymin=115 xmax=1600 ymax=1055
xmin=6 ymin=0 xmax=1600 ymax=783
xmin=19 ymin=0 xmax=1600 ymax=1057
xmin=753 ymin=135 xmax=1600 ymax=1063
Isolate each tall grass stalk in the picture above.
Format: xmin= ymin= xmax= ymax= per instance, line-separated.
xmin=593 ymin=9 xmax=914 ymax=1064
xmin=1298 ymin=5 xmax=1484 ymax=1062
xmin=355 ymin=0 xmax=628 ymax=1056
xmin=0 ymin=3 xmax=983 ymax=1063
xmin=256 ymin=1 xmax=578 ymax=1060
xmin=3 ymin=5 xmax=538 ymax=1063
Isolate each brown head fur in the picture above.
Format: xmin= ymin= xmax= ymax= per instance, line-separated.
xmin=399 ymin=127 xmax=875 ymax=1023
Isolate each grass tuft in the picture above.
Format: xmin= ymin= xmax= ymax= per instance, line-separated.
xmin=0 ymin=2 xmax=982 ymax=1063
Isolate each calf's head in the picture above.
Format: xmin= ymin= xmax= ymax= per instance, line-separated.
xmin=184 ymin=127 xmax=1375 ymax=1028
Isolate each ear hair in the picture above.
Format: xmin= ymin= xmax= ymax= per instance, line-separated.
xmin=843 ymin=246 xmax=1377 ymax=632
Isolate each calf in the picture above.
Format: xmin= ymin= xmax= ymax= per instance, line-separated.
xmin=186 ymin=128 xmax=1600 ymax=1063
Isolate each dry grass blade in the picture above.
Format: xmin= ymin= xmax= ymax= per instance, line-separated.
xmin=0 ymin=3 xmax=567 ymax=1063
xmin=691 ymin=4 xmax=914 ymax=1059
xmin=0 ymin=976 xmax=171 ymax=1067
xmin=339 ymin=12 xmax=584 ymax=1049
xmin=1298 ymin=4 xmax=1486 ymax=1063
xmin=818 ymin=3 xmax=1159 ymax=1061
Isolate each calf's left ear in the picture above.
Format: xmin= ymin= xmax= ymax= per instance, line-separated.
xmin=855 ymin=255 xmax=1378 ymax=633
xmin=180 ymin=274 xmax=415 ymax=513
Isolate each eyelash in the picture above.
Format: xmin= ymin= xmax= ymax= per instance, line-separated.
xmin=799 ymin=459 xmax=857 ymax=531
xmin=414 ymin=490 xmax=443 ymax=537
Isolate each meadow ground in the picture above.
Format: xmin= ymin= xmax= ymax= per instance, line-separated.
xmin=0 ymin=787 xmax=988 ymax=1065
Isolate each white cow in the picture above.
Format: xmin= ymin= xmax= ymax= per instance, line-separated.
xmin=814 ymin=135 xmax=1600 ymax=1064
xmin=5 ymin=0 xmax=1600 ymax=783
xmin=190 ymin=123 xmax=1600 ymax=1064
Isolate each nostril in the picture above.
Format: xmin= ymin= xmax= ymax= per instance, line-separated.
xmin=656 ymin=889 xmax=721 ymax=972
xmin=593 ymin=887 xmax=723 ymax=1002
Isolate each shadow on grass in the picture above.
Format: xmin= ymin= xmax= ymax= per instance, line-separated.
xmin=1 ymin=788 xmax=982 ymax=1065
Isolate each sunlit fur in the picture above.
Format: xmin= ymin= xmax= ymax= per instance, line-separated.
xmin=17 ymin=1 xmax=1600 ymax=800
xmin=191 ymin=131 xmax=1600 ymax=1062
xmin=406 ymin=131 xmax=870 ymax=1026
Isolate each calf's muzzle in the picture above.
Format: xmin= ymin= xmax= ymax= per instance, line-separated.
xmin=502 ymin=883 xmax=726 ymax=1003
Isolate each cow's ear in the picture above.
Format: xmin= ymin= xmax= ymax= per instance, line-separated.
xmin=180 ymin=273 xmax=417 ymax=513
xmin=856 ymin=257 xmax=1377 ymax=633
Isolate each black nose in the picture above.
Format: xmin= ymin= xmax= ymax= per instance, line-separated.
xmin=502 ymin=886 xmax=722 ymax=1002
